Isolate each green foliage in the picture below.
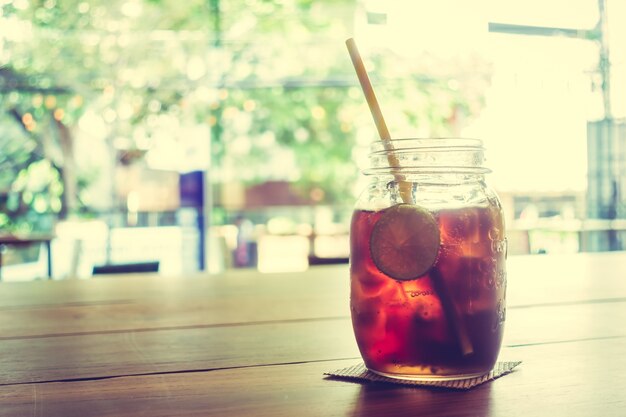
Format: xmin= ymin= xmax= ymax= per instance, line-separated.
xmin=0 ymin=65 xmax=86 ymax=230
xmin=0 ymin=158 xmax=62 ymax=232
xmin=1 ymin=0 xmax=489 ymax=227
xmin=217 ymin=84 xmax=361 ymax=203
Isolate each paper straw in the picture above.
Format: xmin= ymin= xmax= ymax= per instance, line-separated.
xmin=345 ymin=38 xmax=413 ymax=204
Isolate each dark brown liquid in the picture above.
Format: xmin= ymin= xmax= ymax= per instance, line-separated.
xmin=350 ymin=206 xmax=506 ymax=378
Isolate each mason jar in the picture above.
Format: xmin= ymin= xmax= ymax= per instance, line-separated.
xmin=350 ymin=138 xmax=507 ymax=380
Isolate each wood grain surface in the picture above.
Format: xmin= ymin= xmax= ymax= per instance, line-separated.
xmin=0 ymin=252 xmax=625 ymax=416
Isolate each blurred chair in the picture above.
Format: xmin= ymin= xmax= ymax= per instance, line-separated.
xmin=307 ymin=256 xmax=348 ymax=266
xmin=92 ymin=261 xmax=160 ymax=275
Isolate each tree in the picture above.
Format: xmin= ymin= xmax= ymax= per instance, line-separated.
xmin=1 ymin=0 xmax=490 ymax=232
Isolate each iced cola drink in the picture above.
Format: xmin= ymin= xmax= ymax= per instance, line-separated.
xmin=350 ymin=138 xmax=506 ymax=380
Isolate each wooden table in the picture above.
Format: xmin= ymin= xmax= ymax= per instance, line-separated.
xmin=0 ymin=252 xmax=624 ymax=416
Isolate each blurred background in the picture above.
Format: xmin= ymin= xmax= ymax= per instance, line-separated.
xmin=1 ymin=0 xmax=625 ymax=280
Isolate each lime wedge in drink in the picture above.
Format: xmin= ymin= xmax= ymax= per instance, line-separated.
xmin=369 ymin=204 xmax=440 ymax=281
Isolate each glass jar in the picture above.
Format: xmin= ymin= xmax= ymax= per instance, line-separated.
xmin=350 ymin=138 xmax=507 ymax=381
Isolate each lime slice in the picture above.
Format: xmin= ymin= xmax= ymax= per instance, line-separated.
xmin=370 ymin=204 xmax=440 ymax=281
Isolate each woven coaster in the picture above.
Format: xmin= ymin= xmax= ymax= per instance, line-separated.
xmin=325 ymin=361 xmax=521 ymax=390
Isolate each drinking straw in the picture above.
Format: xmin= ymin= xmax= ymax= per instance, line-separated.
xmin=345 ymin=38 xmax=413 ymax=205
xmin=345 ymin=38 xmax=474 ymax=356
xmin=430 ymin=269 xmax=474 ymax=356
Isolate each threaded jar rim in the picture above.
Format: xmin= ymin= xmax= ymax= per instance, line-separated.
xmin=364 ymin=137 xmax=491 ymax=176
